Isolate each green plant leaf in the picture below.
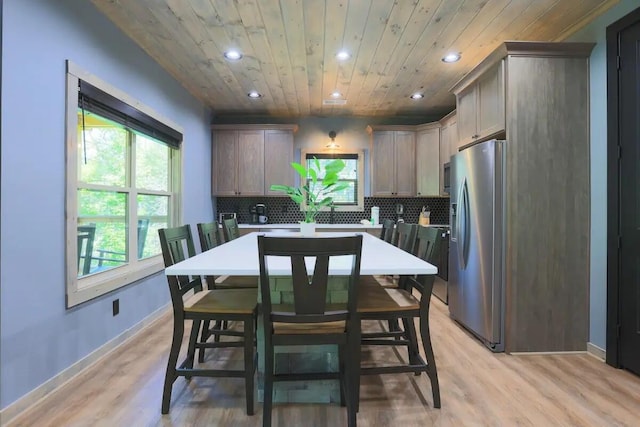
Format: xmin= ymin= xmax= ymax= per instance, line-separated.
xmin=324 ymin=159 xmax=345 ymax=173
xmin=270 ymin=184 xmax=293 ymax=193
xmin=291 ymin=162 xmax=308 ymax=180
xmin=309 ymin=167 xmax=317 ymax=183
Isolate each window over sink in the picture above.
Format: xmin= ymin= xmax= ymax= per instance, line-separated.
xmin=302 ymin=150 xmax=364 ymax=212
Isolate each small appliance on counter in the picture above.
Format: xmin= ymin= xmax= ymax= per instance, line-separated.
xmin=395 ymin=203 xmax=404 ymax=222
xmin=249 ymin=203 xmax=268 ymax=224
xmin=218 ymin=212 xmax=237 ymax=224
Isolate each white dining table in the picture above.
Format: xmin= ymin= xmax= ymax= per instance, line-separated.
xmin=164 ymin=231 xmax=437 ymax=277
xmin=163 ymin=230 xmax=437 ymax=404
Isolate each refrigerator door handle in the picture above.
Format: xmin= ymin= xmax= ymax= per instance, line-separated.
xmin=459 ymin=178 xmax=471 ymax=269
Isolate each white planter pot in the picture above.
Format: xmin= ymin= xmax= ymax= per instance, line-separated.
xmin=299 ymin=222 xmax=316 ymax=236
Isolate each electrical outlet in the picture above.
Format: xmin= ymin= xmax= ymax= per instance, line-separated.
xmin=281 ymin=205 xmax=288 ymax=213
xmin=112 ymin=299 xmax=119 ymax=316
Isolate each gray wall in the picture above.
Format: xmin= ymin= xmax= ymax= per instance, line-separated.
xmin=568 ymin=0 xmax=639 ymax=350
xmin=0 ymin=0 xmax=213 ymax=408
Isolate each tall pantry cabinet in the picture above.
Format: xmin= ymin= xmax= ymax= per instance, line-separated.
xmin=451 ymin=42 xmax=595 ymax=353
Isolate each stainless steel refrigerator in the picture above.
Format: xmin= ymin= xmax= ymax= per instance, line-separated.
xmin=449 ymin=139 xmax=505 ymax=352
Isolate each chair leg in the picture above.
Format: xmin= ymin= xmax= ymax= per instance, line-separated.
xmin=161 ymin=314 xmax=184 ymax=414
xmin=243 ymin=316 xmax=255 ymax=416
xmin=184 ymin=319 xmax=201 ymax=378
xmin=419 ymin=307 xmax=440 ymax=408
xmin=401 ymin=316 xmax=421 ymax=374
xmin=338 ymin=343 xmax=346 ymax=407
xmin=263 ymin=334 xmax=274 ymax=427
xmin=349 ymin=323 xmax=361 ymax=424
xmin=214 ymin=320 xmax=224 ymax=342
xmin=387 ymin=319 xmax=401 ymax=335
xmin=198 ymin=320 xmax=211 ymax=363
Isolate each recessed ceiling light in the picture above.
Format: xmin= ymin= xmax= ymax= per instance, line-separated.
xmin=442 ymin=52 xmax=461 ymax=63
xmin=247 ymin=91 xmax=262 ymax=99
xmin=331 ymin=91 xmax=342 ymax=98
xmin=410 ymin=93 xmax=424 ymax=100
xmin=336 ymin=50 xmax=351 ymax=61
xmin=224 ymin=50 xmax=243 ymax=61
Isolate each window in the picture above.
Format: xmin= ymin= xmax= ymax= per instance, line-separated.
xmin=66 ymin=61 xmax=182 ymax=307
xmin=302 ymin=150 xmax=364 ymax=212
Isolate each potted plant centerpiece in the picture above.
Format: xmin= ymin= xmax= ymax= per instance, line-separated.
xmin=270 ymin=157 xmax=348 ymax=236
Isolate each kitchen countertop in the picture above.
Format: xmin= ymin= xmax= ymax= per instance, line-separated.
xmin=237 ymin=223 xmax=449 ymax=229
xmin=238 ymin=223 xmax=383 ymax=229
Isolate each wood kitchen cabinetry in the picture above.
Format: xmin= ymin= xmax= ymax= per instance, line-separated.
xmin=415 ymin=123 xmax=440 ymax=197
xmin=367 ymin=126 xmax=416 ymax=197
xmin=439 ymin=111 xmax=457 ymax=194
xmin=211 ymin=124 xmax=297 ymax=196
xmin=455 ymin=61 xmax=505 ymax=149
xmin=212 ymin=129 xmax=264 ymax=196
xmin=264 ymin=129 xmax=294 ymax=195
xmin=451 ymin=41 xmax=594 ymax=353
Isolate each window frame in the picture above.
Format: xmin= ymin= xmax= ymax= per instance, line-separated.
xmin=65 ymin=61 xmax=183 ymax=308
xmin=300 ymin=149 xmax=365 ymax=213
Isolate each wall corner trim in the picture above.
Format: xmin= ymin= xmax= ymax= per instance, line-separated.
xmin=587 ymin=342 xmax=606 ymax=361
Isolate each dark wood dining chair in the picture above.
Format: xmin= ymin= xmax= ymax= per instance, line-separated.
xmin=222 ymin=217 xmax=241 ymax=242
xmin=379 ymin=219 xmax=395 ymax=243
xmin=357 ymin=225 xmax=442 ymax=409
xmin=196 ymin=221 xmax=259 ymax=355
xmin=158 ymin=225 xmax=258 ymax=416
xmin=196 ymin=221 xmax=257 ymax=288
xmin=257 ymin=234 xmax=363 ymax=427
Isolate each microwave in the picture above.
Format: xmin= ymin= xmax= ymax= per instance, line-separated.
xmin=443 ymin=162 xmax=451 ymax=195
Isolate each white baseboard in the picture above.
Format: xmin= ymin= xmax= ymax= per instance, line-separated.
xmin=0 ymin=304 xmax=170 ymax=426
xmin=587 ymin=342 xmax=606 ymax=361
xmin=509 ymin=351 xmax=588 ymax=356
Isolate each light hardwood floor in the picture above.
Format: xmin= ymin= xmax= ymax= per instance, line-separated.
xmin=8 ymin=297 xmax=640 ymax=426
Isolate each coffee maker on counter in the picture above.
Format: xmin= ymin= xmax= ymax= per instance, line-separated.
xmin=249 ymin=204 xmax=268 ymax=224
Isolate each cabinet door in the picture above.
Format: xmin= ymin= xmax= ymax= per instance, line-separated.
xmin=394 ymin=131 xmax=416 ymax=197
xmin=416 ymin=127 xmax=440 ymax=196
xmin=477 ymin=61 xmax=505 ymax=139
xmin=449 ymin=120 xmax=458 ymax=159
xmin=236 ymin=130 xmax=264 ymax=196
xmin=371 ymin=131 xmax=396 ymax=196
xmin=456 ymin=85 xmax=477 ymax=147
xmin=264 ymin=130 xmax=294 ymax=195
xmin=213 ymin=131 xmax=238 ymax=196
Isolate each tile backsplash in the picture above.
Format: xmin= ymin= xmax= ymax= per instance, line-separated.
xmin=217 ymin=196 xmax=450 ymax=225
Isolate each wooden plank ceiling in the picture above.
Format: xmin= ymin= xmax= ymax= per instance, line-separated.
xmin=90 ymin=0 xmax=617 ymax=119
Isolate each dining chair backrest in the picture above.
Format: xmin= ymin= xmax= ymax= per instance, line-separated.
xmin=407 ymin=225 xmax=442 ymax=296
xmin=395 ymin=222 xmax=418 ymax=254
xmin=158 ymin=225 xmax=204 ymax=307
xmin=257 ymin=235 xmax=363 ymax=326
xmin=222 ymin=217 xmax=240 ymax=242
xmin=197 ymin=221 xmax=222 ymax=251
xmin=379 ymin=219 xmax=395 ymax=243
xmin=77 ymin=224 xmax=96 ymax=276
xmin=414 ymin=226 xmax=441 ymax=263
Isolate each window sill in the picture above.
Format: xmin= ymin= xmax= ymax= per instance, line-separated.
xmin=67 ymin=256 xmax=164 ymax=308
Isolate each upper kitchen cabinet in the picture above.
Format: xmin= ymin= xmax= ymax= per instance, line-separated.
xmin=264 ymin=129 xmax=295 ymax=195
xmin=367 ymin=126 xmax=416 ymax=197
xmin=415 ymin=122 xmax=440 ymax=197
xmin=454 ymin=61 xmax=505 ymax=149
xmin=212 ymin=129 xmax=264 ymax=196
xmin=211 ymin=124 xmax=297 ymax=196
